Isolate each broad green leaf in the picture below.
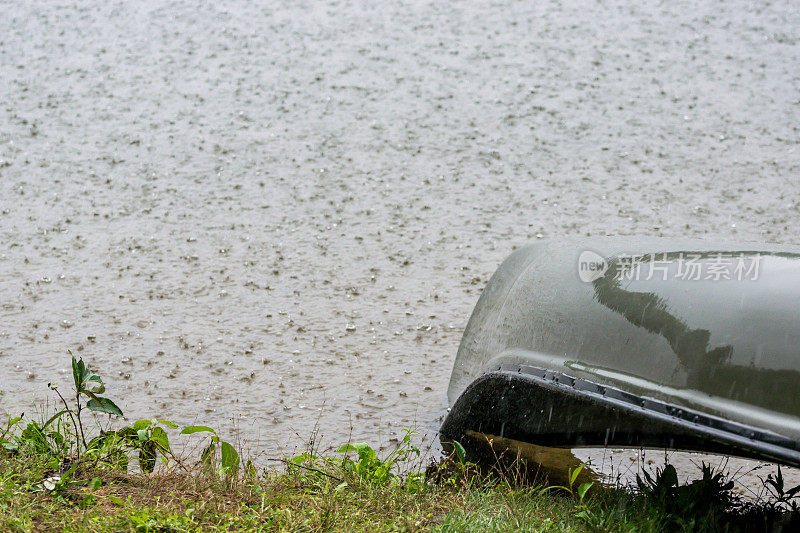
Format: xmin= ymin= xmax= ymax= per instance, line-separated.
xmin=72 ymin=356 xmax=83 ymax=392
xmin=353 ymin=443 xmax=377 ymax=463
xmin=137 ymin=429 xmax=149 ymax=442
xmin=87 ymin=477 xmax=102 ymax=491
xmin=180 ymin=425 xmax=216 ymax=436
xmin=452 ymin=440 xmax=466 ymax=464
xmin=71 ymin=355 xmax=105 ymax=393
xmin=151 ymin=426 xmax=171 ymax=453
xmin=81 ymin=372 xmax=105 ymax=393
xmin=133 ymin=420 xmax=153 ymax=431
xmin=158 ymin=420 xmax=179 ymax=429
xmin=662 ymin=464 xmax=678 ymax=487
xmin=86 ymin=397 xmax=124 ymax=417
xmin=570 ymin=464 xmax=585 ymax=486
xmin=220 ymin=440 xmax=239 ymax=474
xmin=338 ymin=442 xmax=376 ymax=463
xmin=108 ymin=495 xmax=125 ymax=506
xmin=578 ymin=482 xmax=594 ymax=500
xmin=290 ymin=452 xmax=312 ymax=465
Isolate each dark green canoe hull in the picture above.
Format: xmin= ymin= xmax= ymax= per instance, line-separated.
xmin=442 ymin=238 xmax=800 ymax=466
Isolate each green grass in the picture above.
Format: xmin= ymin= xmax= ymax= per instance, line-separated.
xmin=0 ymin=451 xmax=531 ymax=531
xmin=2 ymin=447 xmax=799 ymax=532
xmin=0 ymin=450 xmax=605 ymax=532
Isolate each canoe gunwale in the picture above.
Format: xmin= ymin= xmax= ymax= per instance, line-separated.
xmin=440 ymin=365 xmax=800 ymax=468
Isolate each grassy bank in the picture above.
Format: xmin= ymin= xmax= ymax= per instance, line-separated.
xmin=2 ymin=356 xmax=800 ymax=531
xmin=0 ymin=451 xmax=589 ymax=532
xmin=3 ymin=444 xmax=800 ymax=532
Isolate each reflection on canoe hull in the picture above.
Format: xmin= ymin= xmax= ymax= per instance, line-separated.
xmin=441 ymin=238 xmax=800 ymax=467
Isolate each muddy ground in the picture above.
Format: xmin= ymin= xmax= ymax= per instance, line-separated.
xmin=1 ymin=0 xmax=799 ymax=493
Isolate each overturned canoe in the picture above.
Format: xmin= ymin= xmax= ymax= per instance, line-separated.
xmin=441 ymin=238 xmax=800 ymax=467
